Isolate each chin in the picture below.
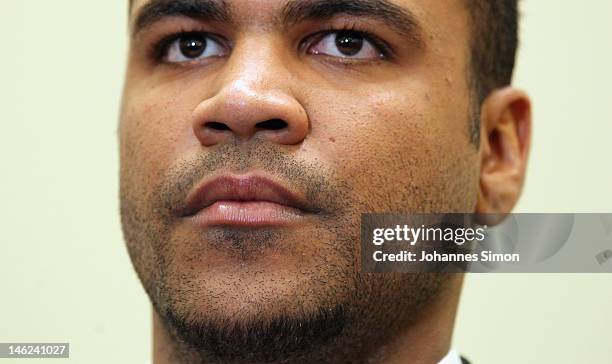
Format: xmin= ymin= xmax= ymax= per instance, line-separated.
xmin=153 ymin=234 xmax=355 ymax=330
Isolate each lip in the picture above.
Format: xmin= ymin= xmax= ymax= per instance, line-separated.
xmin=181 ymin=174 xmax=316 ymax=227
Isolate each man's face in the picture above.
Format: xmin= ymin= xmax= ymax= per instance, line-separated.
xmin=120 ymin=0 xmax=479 ymax=361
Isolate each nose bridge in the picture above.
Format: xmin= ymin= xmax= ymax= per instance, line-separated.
xmin=192 ymin=37 xmax=309 ymax=146
xmin=226 ymin=36 xmax=288 ymax=89
xmin=217 ymin=37 xmax=294 ymax=118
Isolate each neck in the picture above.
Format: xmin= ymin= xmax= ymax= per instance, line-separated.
xmin=152 ymin=275 xmax=463 ymax=364
xmin=364 ymin=275 xmax=463 ymax=364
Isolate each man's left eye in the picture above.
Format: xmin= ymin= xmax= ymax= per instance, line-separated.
xmin=308 ymin=30 xmax=385 ymax=60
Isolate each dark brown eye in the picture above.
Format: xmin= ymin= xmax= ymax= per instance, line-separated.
xmin=335 ymin=31 xmax=364 ymax=56
xmin=308 ymin=30 xmax=383 ymax=60
xmin=179 ymin=36 xmax=207 ymax=59
xmin=163 ymin=33 xmax=227 ymax=63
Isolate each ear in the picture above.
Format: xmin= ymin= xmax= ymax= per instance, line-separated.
xmin=476 ymin=87 xmax=532 ymax=214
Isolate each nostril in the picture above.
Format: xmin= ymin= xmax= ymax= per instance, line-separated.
xmin=256 ymin=119 xmax=288 ymax=131
xmin=204 ymin=122 xmax=231 ymax=131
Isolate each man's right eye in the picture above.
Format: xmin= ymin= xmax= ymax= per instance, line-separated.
xmin=162 ymin=33 xmax=228 ymax=63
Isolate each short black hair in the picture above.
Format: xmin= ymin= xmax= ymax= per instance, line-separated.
xmin=466 ymin=0 xmax=519 ymax=102
xmin=465 ymin=0 xmax=519 ymax=143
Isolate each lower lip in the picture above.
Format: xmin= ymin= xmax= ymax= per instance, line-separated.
xmin=189 ymin=201 xmax=305 ymax=227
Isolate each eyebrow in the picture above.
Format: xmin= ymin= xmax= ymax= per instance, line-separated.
xmin=132 ymin=0 xmax=425 ymax=48
xmin=132 ymin=0 xmax=231 ymax=36
xmin=281 ymin=0 xmax=425 ymax=47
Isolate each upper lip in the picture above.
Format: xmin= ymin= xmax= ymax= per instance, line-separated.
xmin=180 ymin=174 xmax=317 ymax=217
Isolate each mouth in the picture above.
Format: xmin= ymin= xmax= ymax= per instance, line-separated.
xmin=180 ymin=174 xmax=318 ymax=228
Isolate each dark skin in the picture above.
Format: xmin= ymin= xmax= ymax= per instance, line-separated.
xmin=119 ymin=0 xmax=531 ymax=363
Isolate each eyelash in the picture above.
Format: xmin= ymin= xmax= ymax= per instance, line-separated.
xmin=150 ymin=29 xmax=228 ymax=61
xmin=302 ymin=23 xmax=395 ymax=61
xmin=149 ymin=24 xmax=395 ymax=63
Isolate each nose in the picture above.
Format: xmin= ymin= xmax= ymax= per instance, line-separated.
xmin=192 ymin=69 xmax=309 ymax=147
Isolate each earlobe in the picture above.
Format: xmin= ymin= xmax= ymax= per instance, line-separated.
xmin=476 ymin=87 xmax=532 ymax=214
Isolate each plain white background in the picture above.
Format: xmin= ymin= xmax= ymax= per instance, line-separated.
xmin=1 ymin=1 xmax=611 ymax=363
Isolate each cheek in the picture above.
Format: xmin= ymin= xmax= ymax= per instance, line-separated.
xmin=119 ymin=85 xmax=201 ymax=191
xmin=305 ymin=85 xmax=478 ymax=212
